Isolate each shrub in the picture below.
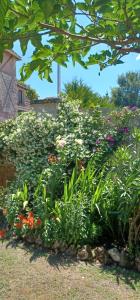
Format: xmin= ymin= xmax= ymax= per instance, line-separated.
xmin=1 ymin=99 xmax=140 ymax=251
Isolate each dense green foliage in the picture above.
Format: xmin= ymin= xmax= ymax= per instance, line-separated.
xmin=111 ymin=72 xmax=140 ymax=107
xmin=18 ymin=81 xmax=39 ymax=101
xmin=0 ymin=99 xmax=140 ymax=252
xmin=0 ymin=1 xmax=140 ymax=80
xmin=63 ymin=79 xmax=115 ymax=109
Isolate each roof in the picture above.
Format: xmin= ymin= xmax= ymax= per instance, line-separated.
xmin=32 ymin=97 xmax=60 ymax=104
xmin=17 ymin=82 xmax=29 ymax=90
xmin=5 ymin=49 xmax=21 ymax=61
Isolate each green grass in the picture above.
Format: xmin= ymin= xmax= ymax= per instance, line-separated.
xmin=0 ymin=241 xmax=140 ymax=300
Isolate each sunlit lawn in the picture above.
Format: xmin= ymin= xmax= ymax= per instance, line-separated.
xmin=0 ymin=241 xmax=140 ymax=300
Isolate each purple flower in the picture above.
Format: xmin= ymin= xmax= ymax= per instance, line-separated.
xmin=105 ymin=135 xmax=115 ymax=144
xmin=96 ymin=139 xmax=101 ymax=145
xmin=118 ymin=127 xmax=129 ymax=134
xmin=128 ymin=105 xmax=137 ymax=111
xmin=123 ymin=127 xmax=129 ymax=133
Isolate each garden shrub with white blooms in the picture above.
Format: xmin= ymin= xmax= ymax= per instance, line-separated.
xmin=0 ymin=98 xmax=140 ymax=250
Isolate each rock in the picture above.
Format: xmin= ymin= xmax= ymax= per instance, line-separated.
xmin=119 ymin=249 xmax=135 ymax=269
xmin=77 ymin=245 xmax=89 ymax=261
xmin=94 ymin=247 xmax=113 ymax=265
xmin=60 ymin=242 xmax=68 ymax=253
xmin=35 ymin=236 xmax=42 ymax=246
xmin=52 ymin=240 xmax=61 ymax=251
xmin=94 ymin=246 xmax=107 ymax=264
xmin=135 ymin=257 xmax=140 ymax=272
xmin=108 ymin=248 xmax=121 ymax=263
xmin=91 ymin=249 xmax=96 ymax=260
xmin=119 ymin=250 xmax=129 ymax=268
xmin=25 ymin=236 xmax=35 ymax=244
xmin=65 ymin=245 xmax=77 ymax=256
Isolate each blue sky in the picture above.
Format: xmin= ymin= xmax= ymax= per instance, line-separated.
xmin=14 ymin=42 xmax=140 ymax=99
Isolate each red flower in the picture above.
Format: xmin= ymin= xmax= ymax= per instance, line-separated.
xmin=28 ymin=212 xmax=34 ymax=218
xmin=14 ymin=222 xmax=22 ymax=229
xmin=36 ymin=218 xmax=42 ymax=226
xmin=22 ymin=218 xmax=29 ymax=225
xmin=28 ymin=218 xmax=34 ymax=229
xmin=0 ymin=229 xmax=6 ymax=238
xmin=18 ymin=214 xmax=25 ymax=221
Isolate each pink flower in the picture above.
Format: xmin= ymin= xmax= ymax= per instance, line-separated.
xmin=105 ymin=135 xmax=115 ymax=144
xmin=56 ymin=138 xmax=66 ymax=148
xmin=96 ymin=139 xmax=101 ymax=145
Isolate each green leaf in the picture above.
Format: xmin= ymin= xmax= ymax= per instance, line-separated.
xmin=0 ymin=0 xmax=9 ymax=31
xmin=20 ymin=38 xmax=29 ymax=55
xmin=37 ymin=0 xmax=56 ymax=18
xmin=31 ymin=34 xmax=42 ymax=48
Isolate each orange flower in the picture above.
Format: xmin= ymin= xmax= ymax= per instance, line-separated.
xmin=28 ymin=217 xmax=34 ymax=229
xmin=0 ymin=229 xmax=6 ymax=238
xmin=36 ymin=218 xmax=42 ymax=226
xmin=48 ymin=154 xmax=58 ymax=164
xmin=28 ymin=212 xmax=34 ymax=218
xmin=14 ymin=222 xmax=22 ymax=229
xmin=18 ymin=214 xmax=25 ymax=221
xmin=22 ymin=218 xmax=29 ymax=225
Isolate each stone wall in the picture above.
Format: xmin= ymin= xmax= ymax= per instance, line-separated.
xmin=0 ymin=50 xmax=31 ymax=121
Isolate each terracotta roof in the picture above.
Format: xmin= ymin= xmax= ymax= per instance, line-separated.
xmin=5 ymin=49 xmax=21 ymax=60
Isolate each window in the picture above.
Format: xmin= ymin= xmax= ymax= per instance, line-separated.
xmin=18 ymin=90 xmax=24 ymax=106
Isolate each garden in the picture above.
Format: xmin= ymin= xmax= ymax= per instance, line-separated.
xmin=1 ymin=0 xmax=140 ymax=298
xmin=0 ymin=98 xmax=140 ymax=273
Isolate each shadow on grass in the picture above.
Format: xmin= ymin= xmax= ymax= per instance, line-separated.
xmin=100 ymin=265 xmax=140 ymax=290
xmin=5 ymin=238 xmax=78 ymax=270
xmin=3 ymin=238 xmax=140 ymax=289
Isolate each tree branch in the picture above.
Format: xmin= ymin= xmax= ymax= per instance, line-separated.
xmin=9 ymin=7 xmax=28 ymax=18
xmin=39 ymin=22 xmax=140 ymax=53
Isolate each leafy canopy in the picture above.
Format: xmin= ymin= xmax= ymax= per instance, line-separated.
xmin=111 ymin=72 xmax=140 ymax=107
xmin=18 ymin=81 xmax=39 ymax=101
xmin=1 ymin=0 xmax=140 ymax=81
xmin=63 ymin=79 xmax=116 ymax=109
xmin=63 ymin=79 xmax=102 ymax=108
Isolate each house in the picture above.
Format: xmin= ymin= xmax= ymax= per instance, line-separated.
xmin=31 ymin=97 xmax=60 ymax=116
xmin=0 ymin=50 xmax=30 ymax=121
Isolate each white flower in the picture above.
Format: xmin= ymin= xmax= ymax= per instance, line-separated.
xmin=56 ymin=138 xmax=67 ymax=148
xmin=75 ymin=139 xmax=83 ymax=145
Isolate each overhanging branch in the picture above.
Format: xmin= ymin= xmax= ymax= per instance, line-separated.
xmin=39 ymin=22 xmax=140 ymax=53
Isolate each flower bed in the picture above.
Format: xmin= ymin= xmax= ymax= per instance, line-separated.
xmin=0 ymin=99 xmax=140 ymax=264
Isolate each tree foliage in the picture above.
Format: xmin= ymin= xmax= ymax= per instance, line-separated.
xmin=63 ymin=79 xmax=102 ymax=108
xmin=18 ymin=81 xmax=39 ymax=101
xmin=111 ymin=72 xmax=140 ymax=107
xmin=64 ymin=79 xmax=116 ymax=109
xmin=1 ymin=0 xmax=140 ymax=80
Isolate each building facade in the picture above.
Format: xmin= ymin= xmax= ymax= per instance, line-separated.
xmin=0 ymin=50 xmax=30 ymax=121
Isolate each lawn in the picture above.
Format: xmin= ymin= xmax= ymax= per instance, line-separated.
xmin=0 ymin=241 xmax=140 ymax=300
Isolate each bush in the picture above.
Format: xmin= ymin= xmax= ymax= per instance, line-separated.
xmin=1 ymin=99 xmax=140 ymax=251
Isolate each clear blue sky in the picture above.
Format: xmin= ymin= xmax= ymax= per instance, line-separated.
xmin=14 ymin=41 xmax=140 ymax=99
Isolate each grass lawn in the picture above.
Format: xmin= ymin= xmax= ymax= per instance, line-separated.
xmin=0 ymin=241 xmax=140 ymax=300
